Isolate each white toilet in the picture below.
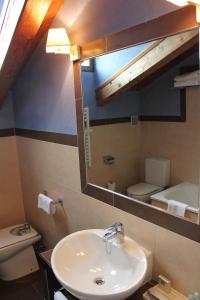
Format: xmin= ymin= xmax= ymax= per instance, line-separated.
xmin=127 ymin=157 xmax=170 ymax=203
xmin=0 ymin=223 xmax=41 ymax=280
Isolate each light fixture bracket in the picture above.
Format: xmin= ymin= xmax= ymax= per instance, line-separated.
xmin=70 ymin=45 xmax=81 ymax=61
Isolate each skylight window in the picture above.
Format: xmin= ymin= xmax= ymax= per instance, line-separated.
xmin=0 ymin=0 xmax=25 ymax=70
xmin=0 ymin=1 xmax=4 ymax=14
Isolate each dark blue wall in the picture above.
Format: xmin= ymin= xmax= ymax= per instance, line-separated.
xmin=13 ymin=36 xmax=77 ymax=135
xmin=82 ymin=68 xmax=139 ymax=120
xmin=0 ymin=93 xmax=15 ymax=129
xmin=140 ymin=52 xmax=198 ymax=116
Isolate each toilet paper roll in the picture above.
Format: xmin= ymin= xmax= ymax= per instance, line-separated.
xmin=107 ymin=181 xmax=116 ymax=191
xmin=38 ymin=193 xmax=56 ymax=215
xmin=54 ymin=291 xmax=69 ymax=300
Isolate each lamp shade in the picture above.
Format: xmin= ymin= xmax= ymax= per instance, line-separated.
xmin=188 ymin=0 xmax=200 ymax=3
xmin=167 ymin=0 xmax=200 ymax=6
xmin=46 ymin=28 xmax=71 ymax=54
xmin=167 ymin=0 xmax=189 ymax=5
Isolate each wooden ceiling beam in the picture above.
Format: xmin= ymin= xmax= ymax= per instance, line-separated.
xmin=0 ymin=0 xmax=64 ymax=106
xmin=96 ymin=29 xmax=199 ymax=106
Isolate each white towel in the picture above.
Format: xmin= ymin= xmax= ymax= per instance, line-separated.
xmin=38 ymin=193 xmax=56 ymax=215
xmin=174 ymin=70 xmax=200 ymax=82
xmin=54 ymin=291 xmax=69 ymax=300
xmin=167 ymin=199 xmax=188 ymax=217
xmin=174 ymin=70 xmax=200 ymax=87
xmin=174 ymin=79 xmax=200 ymax=88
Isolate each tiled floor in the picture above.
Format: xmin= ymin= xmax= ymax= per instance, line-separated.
xmin=0 ymin=270 xmax=46 ymax=300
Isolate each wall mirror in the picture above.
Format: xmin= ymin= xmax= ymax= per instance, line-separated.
xmin=81 ymin=27 xmax=200 ymax=224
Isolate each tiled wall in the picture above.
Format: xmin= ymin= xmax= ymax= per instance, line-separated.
xmin=88 ymin=122 xmax=141 ymax=193
xmin=0 ymin=93 xmax=24 ymax=229
xmin=140 ymin=87 xmax=200 ymax=185
xmin=0 ymin=137 xmax=24 ymax=228
xmin=88 ymin=87 xmax=200 ymax=192
xmin=16 ymin=136 xmax=200 ymax=295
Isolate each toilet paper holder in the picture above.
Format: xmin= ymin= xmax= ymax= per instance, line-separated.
xmin=43 ymin=190 xmax=63 ymax=206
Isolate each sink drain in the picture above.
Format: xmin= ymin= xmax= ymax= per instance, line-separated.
xmin=94 ymin=277 xmax=105 ymax=285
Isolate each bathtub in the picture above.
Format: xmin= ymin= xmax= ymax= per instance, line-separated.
xmin=150 ymin=182 xmax=200 ymax=214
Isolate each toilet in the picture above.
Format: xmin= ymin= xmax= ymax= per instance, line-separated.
xmin=127 ymin=157 xmax=170 ymax=203
xmin=0 ymin=223 xmax=41 ymax=281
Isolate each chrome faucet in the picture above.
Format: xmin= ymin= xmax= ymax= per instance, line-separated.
xmin=19 ymin=223 xmax=31 ymax=234
xmin=103 ymin=222 xmax=124 ymax=244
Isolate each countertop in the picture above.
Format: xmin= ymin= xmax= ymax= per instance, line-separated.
xmin=39 ymin=248 xmax=53 ymax=268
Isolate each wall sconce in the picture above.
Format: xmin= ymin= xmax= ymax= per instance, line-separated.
xmin=167 ymin=1 xmax=200 ymax=22
xmin=167 ymin=0 xmax=199 ymax=5
xmin=46 ymin=28 xmax=80 ymax=61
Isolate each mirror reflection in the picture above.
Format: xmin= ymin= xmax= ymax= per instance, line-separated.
xmin=81 ymin=28 xmax=200 ymax=223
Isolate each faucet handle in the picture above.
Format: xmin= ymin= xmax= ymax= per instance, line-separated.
xmin=105 ymin=223 xmax=124 ymax=245
xmin=107 ymin=223 xmax=117 ymax=232
xmin=24 ymin=222 xmax=30 ymax=228
xmin=21 ymin=223 xmax=31 ymax=232
xmin=114 ymin=222 xmax=124 ymax=233
xmin=108 ymin=222 xmax=124 ymax=232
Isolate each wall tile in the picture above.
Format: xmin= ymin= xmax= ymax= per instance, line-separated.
xmin=154 ymin=226 xmax=200 ymax=295
xmin=140 ymin=88 xmax=200 ymax=185
xmin=88 ymin=122 xmax=141 ymax=193
xmin=0 ymin=137 xmax=25 ymax=228
xmin=17 ymin=137 xmax=81 ymax=193
xmin=16 ymin=136 xmax=200 ymax=294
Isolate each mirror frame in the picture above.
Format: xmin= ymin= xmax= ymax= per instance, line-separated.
xmin=73 ymin=5 xmax=200 ymax=243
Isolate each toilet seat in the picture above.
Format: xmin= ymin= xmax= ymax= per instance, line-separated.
xmin=127 ymin=182 xmax=163 ymax=202
xmin=0 ymin=225 xmax=39 ymax=249
xmin=127 ymin=182 xmax=162 ymax=196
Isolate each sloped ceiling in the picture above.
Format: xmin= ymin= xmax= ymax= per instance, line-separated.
xmin=0 ymin=0 xmax=64 ymax=106
xmin=56 ymin=0 xmax=179 ymax=45
xmin=96 ymin=30 xmax=199 ymax=105
xmin=0 ymin=0 xmax=186 ymax=105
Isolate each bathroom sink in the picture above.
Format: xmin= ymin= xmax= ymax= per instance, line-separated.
xmin=51 ymin=229 xmax=152 ymax=300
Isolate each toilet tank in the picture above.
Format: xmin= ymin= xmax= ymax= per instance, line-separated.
xmin=145 ymin=158 xmax=170 ymax=187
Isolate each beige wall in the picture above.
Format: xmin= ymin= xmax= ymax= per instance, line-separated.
xmin=17 ymin=136 xmax=200 ymax=295
xmin=0 ymin=137 xmax=25 ymax=229
xmin=140 ymin=87 xmax=200 ymax=185
xmin=88 ymin=87 xmax=200 ymax=193
xmin=88 ymin=122 xmax=141 ymax=193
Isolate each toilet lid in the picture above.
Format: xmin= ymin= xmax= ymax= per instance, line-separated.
xmin=127 ymin=182 xmax=161 ymax=196
xmin=0 ymin=224 xmax=39 ymax=249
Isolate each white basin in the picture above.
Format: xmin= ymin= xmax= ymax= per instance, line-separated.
xmin=51 ymin=229 xmax=152 ymax=300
